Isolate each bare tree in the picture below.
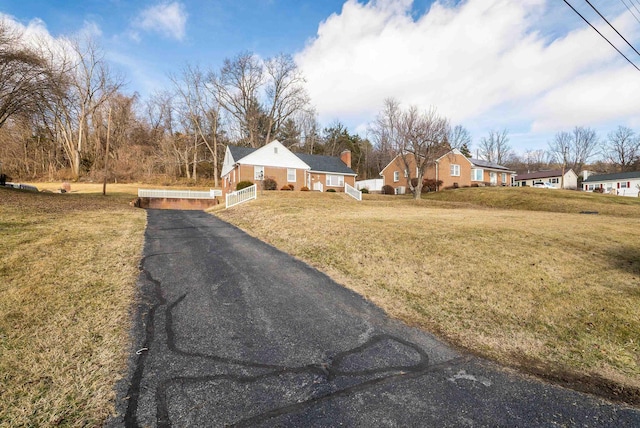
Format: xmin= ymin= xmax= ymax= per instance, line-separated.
xmin=211 ymin=51 xmax=263 ymax=148
xmin=523 ymin=149 xmax=551 ymax=172
xmin=171 ymin=64 xmax=222 ymax=185
xmin=571 ymin=126 xmax=599 ymax=173
xmin=368 ymin=98 xmax=401 ymax=172
xmin=549 ymin=126 xmax=599 ymax=176
xmin=479 ymin=129 xmax=511 ymax=164
xmin=604 ymin=126 xmax=639 ymax=172
xmin=263 ymin=53 xmax=310 ymax=145
xmin=399 ymin=106 xmax=450 ymax=199
xmin=448 ymin=124 xmax=471 ymax=150
xmin=548 ymin=131 xmax=573 ymax=189
xmin=0 ymin=20 xmax=55 ymax=129
xmin=48 ymin=36 xmax=123 ymax=179
xmin=370 ymin=100 xmax=450 ymax=200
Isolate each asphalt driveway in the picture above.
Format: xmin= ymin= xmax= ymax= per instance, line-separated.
xmin=110 ymin=209 xmax=640 ymax=427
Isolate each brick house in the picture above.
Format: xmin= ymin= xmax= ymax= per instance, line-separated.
xmin=221 ymin=140 xmax=357 ymax=194
xmin=379 ymin=149 xmax=515 ymax=193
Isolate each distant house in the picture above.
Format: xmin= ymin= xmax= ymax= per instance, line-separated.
xmin=221 ymin=140 xmax=357 ymax=194
xmin=379 ymin=149 xmax=514 ymax=193
xmin=513 ymin=169 xmax=577 ymax=189
xmin=582 ymin=171 xmax=640 ymax=197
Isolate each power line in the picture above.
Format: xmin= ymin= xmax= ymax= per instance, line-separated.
xmin=583 ymin=0 xmax=640 ymax=58
xmin=562 ymin=0 xmax=640 ymax=71
xmin=620 ymin=0 xmax=640 ymax=26
xmin=630 ymin=0 xmax=640 ymax=18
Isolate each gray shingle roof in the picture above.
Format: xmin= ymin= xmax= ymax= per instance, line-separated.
xmin=515 ymin=170 xmax=565 ymax=180
xmin=228 ymin=145 xmax=257 ymax=161
xmin=469 ymin=158 xmax=511 ymax=171
xmin=583 ymin=171 xmax=640 ymax=182
xmin=295 ymin=153 xmax=356 ymax=175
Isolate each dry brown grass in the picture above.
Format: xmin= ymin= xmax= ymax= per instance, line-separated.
xmin=216 ymin=190 xmax=640 ymax=402
xmin=0 ymin=186 xmax=145 ymax=426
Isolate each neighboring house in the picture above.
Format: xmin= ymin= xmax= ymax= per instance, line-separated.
xmin=582 ymin=171 xmax=640 ymax=197
xmin=221 ymin=140 xmax=357 ymax=194
xmin=513 ymin=169 xmax=578 ymax=189
xmin=379 ymin=149 xmax=514 ymax=193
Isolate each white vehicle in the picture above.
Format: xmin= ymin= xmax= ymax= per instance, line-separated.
xmin=532 ymin=181 xmax=557 ymax=189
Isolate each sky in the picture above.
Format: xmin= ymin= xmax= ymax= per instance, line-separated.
xmin=2 ymin=0 xmax=640 ymax=156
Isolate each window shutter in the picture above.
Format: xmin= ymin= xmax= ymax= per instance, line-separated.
xmin=618 ymin=182 xmax=620 ymax=189
xmin=628 ymin=182 xmax=631 ymax=188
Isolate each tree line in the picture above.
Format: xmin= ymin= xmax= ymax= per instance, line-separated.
xmin=1 ymin=23 xmax=638 ymax=186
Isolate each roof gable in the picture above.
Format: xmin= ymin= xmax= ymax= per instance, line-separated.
xmin=435 ymin=149 xmax=474 ymax=166
xmin=237 ymin=140 xmax=310 ymax=170
xmin=295 ymin=153 xmax=356 ymax=175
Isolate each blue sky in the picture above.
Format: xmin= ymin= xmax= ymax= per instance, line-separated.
xmin=2 ymin=0 xmax=640 ymax=156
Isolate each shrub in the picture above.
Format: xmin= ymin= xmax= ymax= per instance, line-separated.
xmin=326 ymin=188 xmax=336 ymax=192
xmin=236 ymin=181 xmax=254 ymax=191
xmin=382 ymin=184 xmax=395 ymax=195
xmin=409 ymin=178 xmax=443 ymax=192
xmin=592 ymin=187 xmax=604 ymax=193
xmin=360 ymin=187 xmax=369 ymax=194
xmin=280 ymin=184 xmax=294 ymax=191
xmin=300 ymin=186 xmax=310 ymax=191
xmin=263 ymin=178 xmax=277 ymax=190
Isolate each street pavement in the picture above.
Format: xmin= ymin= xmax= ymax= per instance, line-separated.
xmin=109 ymin=209 xmax=640 ymax=427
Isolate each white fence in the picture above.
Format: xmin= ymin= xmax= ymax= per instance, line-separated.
xmin=345 ymin=183 xmax=362 ymax=201
xmin=226 ymin=184 xmax=257 ymax=208
xmin=138 ymin=188 xmax=222 ymax=199
xmin=356 ymin=178 xmax=383 ymax=192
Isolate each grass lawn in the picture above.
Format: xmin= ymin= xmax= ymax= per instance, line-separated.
xmin=216 ymin=188 xmax=640 ymax=404
xmin=0 ymin=184 xmax=145 ymax=426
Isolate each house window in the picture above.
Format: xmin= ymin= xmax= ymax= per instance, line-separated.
xmin=620 ymin=182 xmax=628 ymax=188
xmin=501 ymin=173 xmax=507 ymax=183
xmin=450 ymin=164 xmax=460 ymax=177
xmin=588 ymin=184 xmax=594 ymax=190
xmin=550 ymin=178 xmax=559 ymax=184
xmin=287 ymin=168 xmax=296 ymax=182
xmin=326 ymin=174 xmax=344 ymax=187
xmin=393 ymin=171 xmax=400 ymax=182
xmin=254 ymin=166 xmax=264 ymax=180
xmin=274 ymin=147 xmax=278 ymax=154
xmin=471 ymin=168 xmax=483 ymax=181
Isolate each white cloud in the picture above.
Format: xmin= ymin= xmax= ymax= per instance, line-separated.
xmin=296 ymin=0 xmax=640 ymax=148
xmin=134 ymin=2 xmax=187 ymax=41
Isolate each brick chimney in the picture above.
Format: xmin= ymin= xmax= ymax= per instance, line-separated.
xmin=340 ymin=150 xmax=351 ymax=168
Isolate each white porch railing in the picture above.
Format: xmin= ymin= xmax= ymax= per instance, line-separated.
xmin=345 ymin=183 xmax=362 ymax=201
xmin=138 ymin=188 xmax=222 ymax=199
xmin=226 ymin=184 xmax=257 ymax=208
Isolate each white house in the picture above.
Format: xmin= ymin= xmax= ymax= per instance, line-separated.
xmin=513 ymin=169 xmax=577 ymax=189
xmin=582 ymin=171 xmax=640 ymax=197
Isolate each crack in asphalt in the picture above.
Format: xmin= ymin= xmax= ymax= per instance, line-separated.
xmin=124 ymin=249 xmax=462 ymax=428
